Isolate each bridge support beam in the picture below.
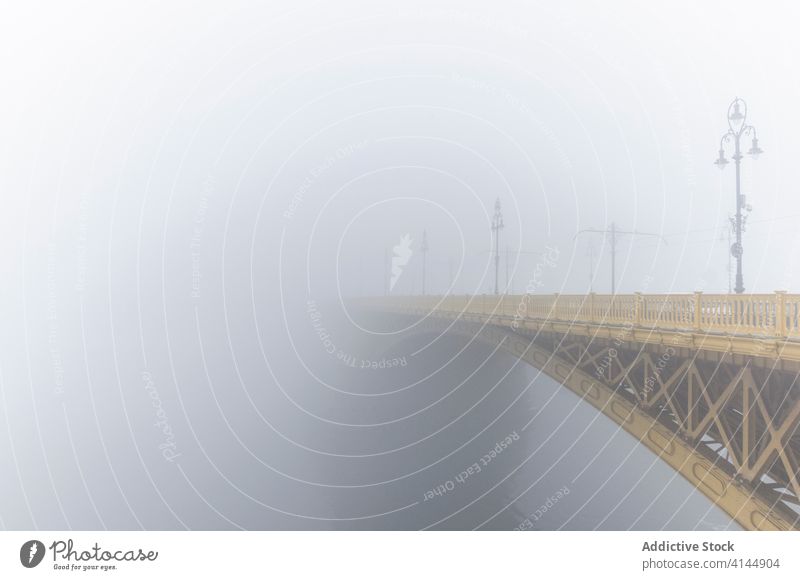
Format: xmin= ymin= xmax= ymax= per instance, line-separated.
xmin=404 ymin=314 xmax=800 ymax=531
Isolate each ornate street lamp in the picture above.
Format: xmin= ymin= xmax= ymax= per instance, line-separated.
xmin=715 ymin=97 xmax=762 ymax=294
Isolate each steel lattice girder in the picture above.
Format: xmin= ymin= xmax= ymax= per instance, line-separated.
xmin=397 ymin=313 xmax=800 ymax=530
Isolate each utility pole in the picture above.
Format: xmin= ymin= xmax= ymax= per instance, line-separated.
xmin=448 ymin=256 xmax=454 ymax=294
xmin=574 ymin=223 xmax=666 ymax=294
xmin=420 ymin=229 xmax=429 ymax=295
xmin=505 ymin=245 xmax=510 ymax=294
xmin=491 ymin=197 xmax=504 ymax=295
xmin=488 ymin=248 xmax=547 ymax=292
xmin=610 ymin=222 xmax=617 ymax=294
xmin=715 ymin=97 xmax=762 ymax=294
xmin=726 ymin=220 xmax=733 ymax=294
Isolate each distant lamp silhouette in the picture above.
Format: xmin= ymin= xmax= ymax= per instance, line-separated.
xmin=714 ymin=149 xmax=729 ymax=170
xmin=748 ymin=137 xmax=763 ymax=160
xmin=728 ymin=100 xmax=745 ymax=123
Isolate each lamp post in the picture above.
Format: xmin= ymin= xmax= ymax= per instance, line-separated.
xmin=491 ymin=197 xmax=504 ymax=295
xmin=715 ymin=97 xmax=763 ymax=294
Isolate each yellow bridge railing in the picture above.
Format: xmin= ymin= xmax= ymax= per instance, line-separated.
xmin=366 ymin=291 xmax=800 ymax=338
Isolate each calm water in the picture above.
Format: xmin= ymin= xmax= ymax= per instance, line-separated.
xmin=295 ymin=310 xmax=740 ymax=531
xmin=0 ymin=304 xmax=739 ymax=530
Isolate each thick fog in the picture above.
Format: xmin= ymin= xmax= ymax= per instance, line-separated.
xmin=0 ymin=0 xmax=794 ymax=529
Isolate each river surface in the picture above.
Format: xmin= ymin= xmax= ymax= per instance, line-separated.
xmin=287 ymin=309 xmax=740 ymax=531
xmin=0 ymin=302 xmax=740 ymax=530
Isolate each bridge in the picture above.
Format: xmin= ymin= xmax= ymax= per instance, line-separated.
xmin=360 ymin=291 xmax=800 ymax=531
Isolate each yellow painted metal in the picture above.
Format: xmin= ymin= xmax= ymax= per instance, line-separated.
xmin=414 ymin=317 xmax=797 ymax=531
xmin=359 ymin=293 xmax=800 ymax=530
xmin=362 ymin=292 xmax=800 ymax=362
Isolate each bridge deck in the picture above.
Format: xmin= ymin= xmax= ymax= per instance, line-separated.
xmin=364 ymin=292 xmax=800 ymax=363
